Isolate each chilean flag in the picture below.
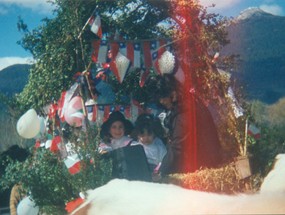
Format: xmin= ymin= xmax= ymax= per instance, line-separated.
xmin=92 ymin=40 xmax=108 ymax=63
xmin=89 ymin=15 xmax=102 ymax=38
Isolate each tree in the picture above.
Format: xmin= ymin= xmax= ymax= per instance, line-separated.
xmin=14 ymin=0 xmax=231 ymax=114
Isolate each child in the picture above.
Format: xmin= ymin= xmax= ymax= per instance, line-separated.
xmin=132 ymin=113 xmax=167 ymax=172
xmin=98 ymin=111 xmax=135 ymax=153
xmin=99 ymin=111 xmax=152 ymax=181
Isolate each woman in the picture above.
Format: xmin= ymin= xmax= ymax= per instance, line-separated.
xmin=152 ymin=74 xmax=223 ymax=175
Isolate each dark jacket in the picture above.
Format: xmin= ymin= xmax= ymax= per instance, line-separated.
xmin=160 ymin=96 xmax=223 ymax=175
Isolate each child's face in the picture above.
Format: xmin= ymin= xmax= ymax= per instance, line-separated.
xmin=138 ymin=132 xmax=155 ymax=145
xmin=109 ymin=121 xmax=125 ymax=139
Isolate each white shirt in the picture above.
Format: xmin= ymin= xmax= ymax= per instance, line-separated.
xmin=110 ymin=136 xmax=134 ymax=149
xmin=139 ymin=137 xmax=167 ymax=165
xmin=99 ymin=136 xmax=136 ymax=153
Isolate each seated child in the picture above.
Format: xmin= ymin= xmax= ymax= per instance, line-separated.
xmin=99 ymin=111 xmax=135 ymax=153
xmin=132 ymin=114 xmax=167 ymax=172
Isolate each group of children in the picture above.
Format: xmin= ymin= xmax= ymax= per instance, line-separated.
xmin=98 ymin=111 xmax=167 ymax=174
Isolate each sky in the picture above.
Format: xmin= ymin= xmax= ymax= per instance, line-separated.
xmin=0 ymin=0 xmax=285 ymax=70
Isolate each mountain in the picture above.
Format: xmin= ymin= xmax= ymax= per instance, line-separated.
xmin=221 ymin=8 xmax=285 ymax=104
xmin=0 ymin=64 xmax=30 ymax=96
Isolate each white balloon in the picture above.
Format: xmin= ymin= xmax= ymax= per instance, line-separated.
xmin=34 ymin=116 xmax=47 ymax=139
xmin=16 ymin=109 xmax=40 ymax=139
xmin=17 ymin=196 xmax=39 ymax=215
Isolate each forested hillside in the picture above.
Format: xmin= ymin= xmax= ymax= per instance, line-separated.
xmin=0 ymin=64 xmax=30 ymax=96
xmin=222 ymin=8 xmax=285 ymax=104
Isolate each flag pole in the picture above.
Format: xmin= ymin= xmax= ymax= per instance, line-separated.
xmin=77 ymin=7 xmax=98 ymax=39
xmin=244 ymin=117 xmax=248 ymax=156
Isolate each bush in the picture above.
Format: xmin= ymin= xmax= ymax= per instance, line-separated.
xmin=0 ymin=124 xmax=112 ymax=215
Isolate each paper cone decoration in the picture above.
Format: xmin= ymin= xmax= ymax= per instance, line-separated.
xmin=158 ymin=50 xmax=175 ymax=74
xmin=17 ymin=109 xmax=40 ymax=139
xmin=115 ymin=52 xmax=131 ymax=83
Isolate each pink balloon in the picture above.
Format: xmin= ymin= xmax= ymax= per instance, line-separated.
xmin=64 ymin=96 xmax=84 ymax=127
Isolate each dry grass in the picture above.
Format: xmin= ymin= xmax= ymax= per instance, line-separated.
xmin=163 ymin=162 xmax=263 ymax=194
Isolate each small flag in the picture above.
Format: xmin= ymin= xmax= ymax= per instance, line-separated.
xmin=248 ymin=124 xmax=261 ymax=140
xmin=212 ymin=52 xmax=219 ymax=63
xmin=57 ymin=83 xmax=80 ymax=122
xmin=89 ymin=15 xmax=102 ymax=38
xmin=64 ymin=154 xmax=81 ymax=175
xmin=64 ymin=141 xmax=81 ymax=174
xmin=65 ymin=197 xmax=84 ymax=213
xmin=50 ymin=135 xmax=62 ymax=152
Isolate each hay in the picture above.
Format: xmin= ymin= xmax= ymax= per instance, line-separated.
xmin=162 ymin=162 xmax=262 ymax=194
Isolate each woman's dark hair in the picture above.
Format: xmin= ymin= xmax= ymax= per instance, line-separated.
xmin=148 ymin=74 xmax=183 ymax=103
xmin=132 ymin=113 xmax=165 ymax=141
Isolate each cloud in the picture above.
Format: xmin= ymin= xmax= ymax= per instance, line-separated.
xmin=0 ymin=56 xmax=34 ymax=71
xmin=0 ymin=0 xmax=54 ymax=14
xmin=259 ymin=4 xmax=283 ymax=16
xmin=199 ymin=0 xmax=242 ymax=9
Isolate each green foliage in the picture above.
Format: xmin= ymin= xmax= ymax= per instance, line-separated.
xmin=246 ymin=98 xmax=285 ymax=175
xmin=0 ymin=124 xmax=112 ymax=214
